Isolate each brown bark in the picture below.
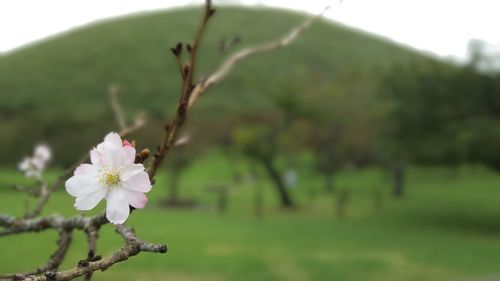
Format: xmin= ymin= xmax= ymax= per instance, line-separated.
xmin=261 ymin=157 xmax=294 ymax=208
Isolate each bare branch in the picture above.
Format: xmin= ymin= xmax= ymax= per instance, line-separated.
xmin=0 ymin=230 xmax=71 ymax=278
xmin=147 ymin=0 xmax=215 ymax=179
xmin=38 ymin=227 xmax=165 ymax=281
xmin=108 ymin=84 xmax=127 ymax=131
xmin=118 ymin=112 xmax=146 ymax=137
xmin=188 ymin=7 xmax=328 ymax=108
xmin=0 ymin=212 xmax=108 ymax=235
xmin=35 ymin=231 xmax=72 ymax=274
xmin=0 ymin=212 xmax=166 ymax=281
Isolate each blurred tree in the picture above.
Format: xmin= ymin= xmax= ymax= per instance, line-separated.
xmin=380 ymin=60 xmax=500 ymax=182
xmin=159 ymin=117 xmax=232 ymax=207
xmin=232 ymin=119 xmax=295 ymax=208
xmin=467 ymin=39 xmax=500 ymax=75
xmin=304 ymin=71 xmax=385 ymax=193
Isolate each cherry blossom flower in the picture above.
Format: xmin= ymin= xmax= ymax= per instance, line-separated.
xmin=18 ymin=144 xmax=52 ymax=180
xmin=65 ymin=132 xmax=152 ymax=224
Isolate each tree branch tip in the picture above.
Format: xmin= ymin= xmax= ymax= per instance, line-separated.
xmin=171 ymin=42 xmax=183 ymax=57
xmin=159 ymin=245 xmax=168 ymax=253
xmin=208 ymin=8 xmax=216 ymax=18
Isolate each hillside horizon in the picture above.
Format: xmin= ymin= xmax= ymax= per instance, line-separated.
xmin=0 ymin=5 xmax=439 ymax=59
xmin=0 ymin=6 xmax=435 ymax=164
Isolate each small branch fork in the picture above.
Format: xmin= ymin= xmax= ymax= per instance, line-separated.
xmin=147 ymin=4 xmax=326 ymax=179
xmin=0 ymin=212 xmax=166 ymax=281
xmin=1 ymin=1 xmax=323 ymax=280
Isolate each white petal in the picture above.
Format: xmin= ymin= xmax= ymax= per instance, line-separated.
xmin=106 ymin=188 xmax=130 ymax=224
xmin=31 ymin=158 xmax=45 ymax=171
xmin=123 ymin=145 xmax=136 ymax=165
xmin=74 ymin=163 xmax=97 ymax=176
xmin=122 ymin=172 xmax=151 ymax=193
xmin=65 ymin=174 xmax=100 ymax=197
xmin=34 ymin=144 xmax=51 ymax=162
xmin=95 ymin=132 xmax=123 ymax=169
xmin=124 ymin=189 xmax=148 ymax=209
xmin=18 ymin=158 xmax=30 ymax=171
xmin=103 ymin=142 xmax=125 ymax=169
xmin=90 ymin=148 xmax=104 ymax=166
xmin=74 ymin=188 xmax=106 ymax=211
xmin=96 ymin=142 xmax=105 ymax=153
xmin=104 ymin=132 xmax=123 ymax=148
xmin=119 ymin=164 xmax=144 ymax=181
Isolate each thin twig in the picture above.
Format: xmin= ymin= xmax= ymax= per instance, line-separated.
xmin=0 ymin=230 xmax=72 ymax=278
xmin=108 ymin=84 xmax=127 ymax=131
xmin=0 ymin=210 xmax=166 ymax=281
xmin=147 ymin=0 xmax=215 ymax=179
xmin=83 ymin=226 xmax=99 ymax=281
xmin=188 ymin=7 xmax=328 ymax=108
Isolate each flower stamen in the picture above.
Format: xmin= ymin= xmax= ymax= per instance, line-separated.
xmin=103 ymin=172 xmax=120 ymax=186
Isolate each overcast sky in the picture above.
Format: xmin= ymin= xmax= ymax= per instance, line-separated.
xmin=0 ymin=0 xmax=499 ymax=61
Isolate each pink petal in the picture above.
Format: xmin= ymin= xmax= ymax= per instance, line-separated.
xmin=124 ymin=189 xmax=148 ymax=209
xmin=123 ymin=172 xmax=151 ymax=193
xmin=106 ymin=188 xmax=130 ymax=224
xmin=123 ymin=140 xmax=132 ymax=147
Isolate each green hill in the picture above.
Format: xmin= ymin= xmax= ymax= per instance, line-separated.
xmin=0 ymin=6 xmax=429 ymax=164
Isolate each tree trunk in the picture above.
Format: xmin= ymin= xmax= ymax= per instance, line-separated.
xmin=261 ymin=158 xmax=294 ymax=208
xmin=392 ymin=164 xmax=405 ymax=198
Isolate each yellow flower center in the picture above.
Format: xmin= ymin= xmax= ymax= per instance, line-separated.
xmin=103 ymin=172 xmax=120 ymax=186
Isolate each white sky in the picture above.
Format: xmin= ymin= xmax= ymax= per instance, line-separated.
xmin=0 ymin=0 xmax=499 ymax=61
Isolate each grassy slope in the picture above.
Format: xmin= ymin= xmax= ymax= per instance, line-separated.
xmin=0 ymin=7 xmax=428 ymax=163
xmin=0 ymin=7 xmax=421 ymax=112
xmin=0 ymin=154 xmax=499 ymax=281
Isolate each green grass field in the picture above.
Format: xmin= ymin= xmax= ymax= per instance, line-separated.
xmin=1 ymin=153 xmax=500 ymax=281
